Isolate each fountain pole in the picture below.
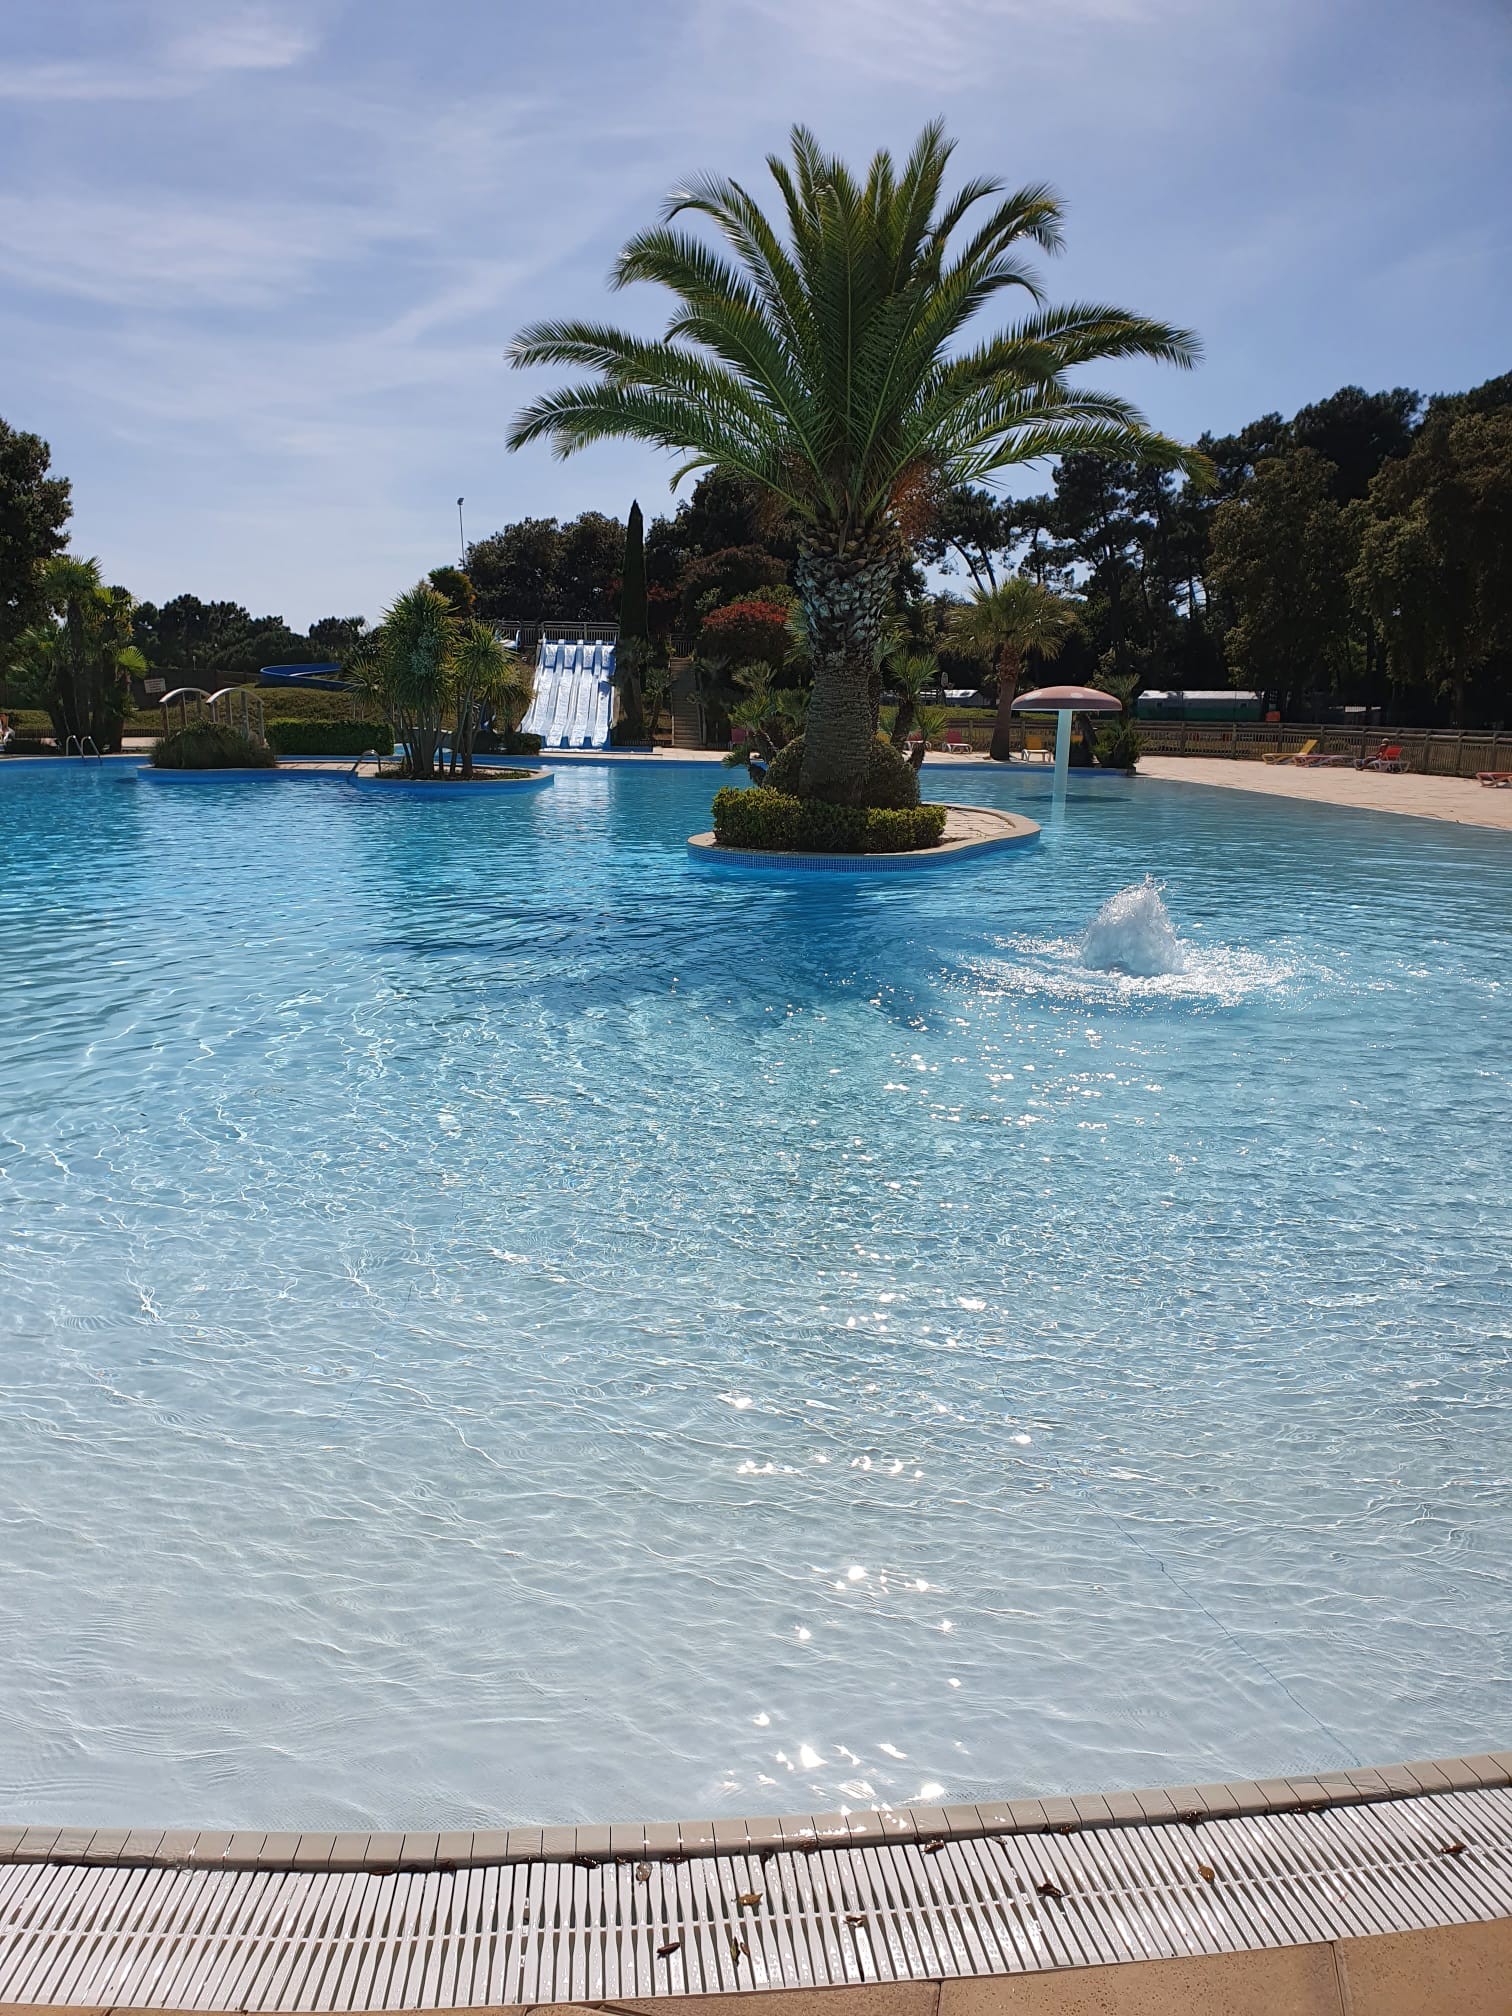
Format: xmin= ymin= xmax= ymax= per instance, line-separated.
xmin=1052 ymin=710 xmax=1072 ymax=812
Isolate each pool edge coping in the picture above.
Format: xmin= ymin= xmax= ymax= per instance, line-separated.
xmin=687 ymin=804 xmax=1040 ymax=874
xmin=3 ymin=1748 xmax=1506 ymax=1873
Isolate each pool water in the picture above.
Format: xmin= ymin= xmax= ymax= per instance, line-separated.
xmin=0 ymin=759 xmax=1508 ymax=1830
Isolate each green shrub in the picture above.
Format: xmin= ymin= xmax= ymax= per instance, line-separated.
xmin=765 ymin=731 xmax=920 ymax=808
xmin=151 ymin=724 xmax=277 ymax=769
xmin=506 ymin=729 xmax=543 ymax=755
xmin=251 ymin=688 xmax=366 ymax=720
xmin=712 ymin=785 xmax=946 ymax=854
xmin=1094 ymin=720 xmax=1143 ymax=770
xmin=266 ymin=718 xmax=391 ymax=756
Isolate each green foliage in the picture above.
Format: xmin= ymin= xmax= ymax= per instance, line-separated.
xmin=699 ymin=596 xmax=794 ymax=668
xmin=509 ymin=121 xmax=1199 ymax=525
xmin=427 ymin=566 xmax=475 ymax=616
xmin=712 ymin=785 xmax=946 ymax=854
xmin=617 ymin=499 xmax=649 ymax=740
xmin=132 ymin=593 xmax=308 ymax=683
xmin=949 ymin=576 xmax=1078 ymax=759
xmin=306 ymin=616 xmax=367 ymax=659
xmin=1350 ymin=409 xmax=1512 ymax=725
xmin=250 ymin=687 xmax=367 ymax=719
xmin=265 ymin=719 xmax=391 ymax=755
xmin=619 ymin=500 xmax=648 ymax=640
xmin=766 ymin=731 xmax=919 ymax=808
xmin=1208 ymin=448 xmax=1353 ymax=713
xmin=10 ymin=554 xmax=143 ymax=747
xmin=464 ymin=511 xmax=624 ymax=621
xmin=508 ymin=121 xmax=1199 ymax=801
xmin=503 ymin=729 xmax=543 ymax=754
xmin=1094 ymin=719 xmax=1143 ymax=769
xmin=0 ymin=417 xmax=71 ymax=669
xmin=151 ymin=723 xmax=276 ymax=769
xmin=343 ymin=590 xmax=534 ymax=779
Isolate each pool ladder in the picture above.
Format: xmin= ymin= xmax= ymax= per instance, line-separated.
xmin=65 ymin=734 xmax=102 ymax=763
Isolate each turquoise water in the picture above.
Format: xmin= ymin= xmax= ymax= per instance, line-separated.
xmin=0 ymin=758 xmax=1508 ymax=1830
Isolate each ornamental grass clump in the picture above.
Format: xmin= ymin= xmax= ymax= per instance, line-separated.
xmin=151 ymin=723 xmax=276 ymax=769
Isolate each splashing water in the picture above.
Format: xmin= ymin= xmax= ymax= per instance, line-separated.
xmin=1081 ymin=877 xmax=1188 ymax=976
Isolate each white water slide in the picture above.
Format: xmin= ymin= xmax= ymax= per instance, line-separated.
xmin=520 ymin=639 xmax=616 ymax=749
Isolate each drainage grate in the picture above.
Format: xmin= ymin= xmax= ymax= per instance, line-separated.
xmin=1 ymin=1786 xmax=1510 ymax=2009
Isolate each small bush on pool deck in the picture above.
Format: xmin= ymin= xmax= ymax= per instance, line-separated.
xmin=713 ymin=785 xmax=948 ymax=854
xmin=151 ymin=724 xmax=276 ymax=769
xmin=266 ymin=719 xmax=391 ymax=756
xmin=1095 ymin=719 xmax=1143 ymax=770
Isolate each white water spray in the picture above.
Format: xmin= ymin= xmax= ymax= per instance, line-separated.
xmin=1081 ymin=877 xmax=1188 ymax=977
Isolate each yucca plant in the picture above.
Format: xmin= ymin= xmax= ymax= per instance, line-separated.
xmin=508 ymin=121 xmax=1200 ymax=804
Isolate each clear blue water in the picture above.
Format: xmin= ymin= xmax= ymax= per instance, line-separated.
xmin=0 ymin=758 xmax=1508 ymax=1831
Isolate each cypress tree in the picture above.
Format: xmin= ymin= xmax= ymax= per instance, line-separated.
xmin=616 ymin=498 xmax=649 ymax=741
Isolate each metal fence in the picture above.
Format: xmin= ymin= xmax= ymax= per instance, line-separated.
xmin=938 ymin=716 xmax=1508 ymax=777
xmin=1135 ymin=720 xmax=1508 ymax=777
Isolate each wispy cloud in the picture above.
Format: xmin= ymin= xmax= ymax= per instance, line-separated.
xmin=0 ymin=3 xmax=312 ymax=102
xmin=705 ymin=0 xmax=1203 ymax=88
xmin=2 ymin=0 xmax=1506 ymax=625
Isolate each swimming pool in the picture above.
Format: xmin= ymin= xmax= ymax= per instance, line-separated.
xmin=0 ymin=760 xmax=1507 ymax=1830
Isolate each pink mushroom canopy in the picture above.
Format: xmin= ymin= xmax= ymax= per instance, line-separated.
xmin=1011 ymin=685 xmax=1123 ymax=713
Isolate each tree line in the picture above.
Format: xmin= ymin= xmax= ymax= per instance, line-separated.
xmin=918 ymin=374 xmax=1512 ymax=725
xmin=4 ymin=364 xmax=1507 ymax=749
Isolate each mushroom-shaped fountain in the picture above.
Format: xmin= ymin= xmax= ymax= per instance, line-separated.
xmin=1011 ymin=685 xmax=1123 ymax=810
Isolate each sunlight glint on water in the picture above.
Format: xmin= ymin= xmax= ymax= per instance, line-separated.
xmin=0 ymin=759 xmax=1508 ymax=1830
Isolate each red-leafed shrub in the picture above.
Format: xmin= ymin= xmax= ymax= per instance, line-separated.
xmin=699 ymin=597 xmax=793 ymax=667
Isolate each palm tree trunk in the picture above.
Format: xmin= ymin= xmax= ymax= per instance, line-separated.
xmin=988 ymin=645 xmax=1023 ymax=762
xmin=794 ymin=546 xmax=893 ymax=803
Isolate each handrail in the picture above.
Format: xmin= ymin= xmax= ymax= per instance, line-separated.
xmin=64 ymin=734 xmax=102 ymax=763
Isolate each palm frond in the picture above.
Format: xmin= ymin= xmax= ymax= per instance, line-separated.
xmin=507 ymin=123 xmax=1204 ymax=548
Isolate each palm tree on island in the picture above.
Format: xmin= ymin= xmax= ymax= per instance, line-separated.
xmin=508 ymin=121 xmax=1201 ymax=808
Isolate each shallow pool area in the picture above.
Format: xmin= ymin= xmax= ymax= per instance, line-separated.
xmin=0 ymin=759 xmax=1508 ymax=1830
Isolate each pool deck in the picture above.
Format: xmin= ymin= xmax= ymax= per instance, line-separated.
xmin=2 ymin=1752 xmax=1509 ymax=2012
xmin=1139 ymin=757 xmax=1512 ymax=831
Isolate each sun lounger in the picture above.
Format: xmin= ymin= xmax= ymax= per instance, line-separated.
xmin=1477 ymin=771 xmax=1512 ymax=788
xmin=1262 ymin=739 xmax=1317 ymax=765
xmin=1359 ymin=744 xmax=1405 ymax=771
xmin=942 ymin=736 xmax=972 ymax=755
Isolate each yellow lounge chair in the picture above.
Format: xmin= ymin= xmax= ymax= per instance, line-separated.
xmin=1262 ymin=739 xmax=1317 ymax=765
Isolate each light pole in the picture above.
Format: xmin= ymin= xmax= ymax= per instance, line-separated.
xmin=457 ymin=497 xmax=466 ymax=572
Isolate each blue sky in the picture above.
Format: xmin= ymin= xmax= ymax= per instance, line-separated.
xmin=3 ymin=0 xmax=1508 ymax=627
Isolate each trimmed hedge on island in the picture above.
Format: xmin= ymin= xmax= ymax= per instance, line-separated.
xmin=712 ymin=785 xmax=947 ymax=855
xmin=151 ymin=725 xmax=276 ymax=769
xmin=266 ymin=719 xmax=392 ymax=756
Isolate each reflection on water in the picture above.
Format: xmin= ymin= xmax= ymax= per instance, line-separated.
xmin=0 ymin=759 xmax=1508 ymax=1830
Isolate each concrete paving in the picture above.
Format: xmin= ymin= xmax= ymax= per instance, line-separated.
xmin=1139 ymin=756 xmax=1512 ymax=832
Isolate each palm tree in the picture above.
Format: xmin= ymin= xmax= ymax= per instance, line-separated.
xmin=353 ymin=584 xmax=454 ymax=779
xmin=10 ymin=555 xmax=144 ymax=747
xmin=451 ymin=618 xmax=533 ymax=777
xmin=950 ymin=577 xmax=1078 ymax=761
xmin=508 ymin=121 xmax=1200 ymax=805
